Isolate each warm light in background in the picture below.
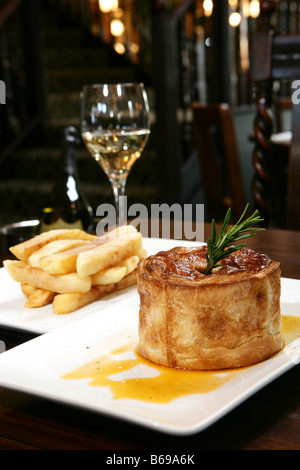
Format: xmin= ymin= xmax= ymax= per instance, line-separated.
xmin=129 ymin=42 xmax=139 ymax=55
xmin=203 ymin=0 xmax=213 ymax=17
xmin=242 ymin=0 xmax=250 ymax=17
xmin=110 ymin=18 xmax=125 ymax=36
xmin=229 ymin=11 xmax=241 ymax=27
xmin=98 ymin=0 xmax=118 ymax=13
xmin=249 ymin=0 xmax=260 ymax=18
xmin=114 ymin=41 xmax=126 ymax=54
xmin=202 ymin=1 xmax=260 ymax=23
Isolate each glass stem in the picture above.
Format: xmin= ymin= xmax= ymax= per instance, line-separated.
xmin=110 ymin=176 xmax=127 ymax=227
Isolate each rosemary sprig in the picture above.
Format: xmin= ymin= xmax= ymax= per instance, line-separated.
xmin=205 ymin=204 xmax=265 ymax=274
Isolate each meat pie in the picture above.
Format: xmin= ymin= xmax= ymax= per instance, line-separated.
xmin=137 ymin=246 xmax=282 ymax=370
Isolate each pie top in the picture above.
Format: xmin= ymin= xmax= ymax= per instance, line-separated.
xmin=139 ymin=246 xmax=279 ymax=286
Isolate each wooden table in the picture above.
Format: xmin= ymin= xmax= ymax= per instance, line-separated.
xmin=0 ymin=224 xmax=299 ymax=450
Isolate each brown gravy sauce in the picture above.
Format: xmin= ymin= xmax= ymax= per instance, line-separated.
xmin=144 ymin=247 xmax=273 ymax=280
xmin=62 ymin=315 xmax=300 ymax=404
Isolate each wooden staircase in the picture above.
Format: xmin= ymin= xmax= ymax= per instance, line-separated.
xmin=0 ymin=2 xmax=159 ymax=226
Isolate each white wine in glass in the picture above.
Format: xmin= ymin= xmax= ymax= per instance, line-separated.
xmin=80 ymin=83 xmax=151 ymax=227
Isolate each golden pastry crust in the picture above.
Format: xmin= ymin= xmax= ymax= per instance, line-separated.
xmin=137 ymin=246 xmax=282 ymax=370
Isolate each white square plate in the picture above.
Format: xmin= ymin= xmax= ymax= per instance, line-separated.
xmin=0 ymin=237 xmax=299 ymax=435
xmin=0 ymin=237 xmax=196 ymax=334
xmin=0 ymin=292 xmax=299 ymax=435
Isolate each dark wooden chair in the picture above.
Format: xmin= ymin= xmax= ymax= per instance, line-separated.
xmin=191 ymin=102 xmax=246 ymax=222
xmin=274 ymin=96 xmax=292 ymax=133
xmin=250 ymin=31 xmax=300 ymax=229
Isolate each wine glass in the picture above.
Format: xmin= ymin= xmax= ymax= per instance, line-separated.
xmin=80 ymin=83 xmax=151 ymax=228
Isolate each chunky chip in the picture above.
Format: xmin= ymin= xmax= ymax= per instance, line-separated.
xmin=9 ymin=229 xmax=97 ymax=263
xmin=53 ymin=270 xmax=137 ymax=314
xmin=24 ymin=288 xmax=56 ymax=308
xmin=4 ymin=226 xmax=147 ymax=314
xmin=76 ymin=232 xmax=142 ymax=277
xmin=91 ymin=266 xmax=127 ymax=286
xmin=28 ymin=239 xmax=88 ymax=269
xmin=4 ymin=260 xmax=92 ymax=293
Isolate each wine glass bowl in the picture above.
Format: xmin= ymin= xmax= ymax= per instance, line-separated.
xmin=80 ymin=83 xmax=151 ymax=227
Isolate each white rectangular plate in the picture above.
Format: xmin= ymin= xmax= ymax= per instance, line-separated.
xmin=0 ymin=292 xmax=299 ymax=435
xmin=0 ymin=237 xmax=196 ymax=334
xmin=0 ymin=237 xmax=299 ymax=435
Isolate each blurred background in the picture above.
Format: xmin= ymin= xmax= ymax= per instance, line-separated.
xmin=0 ymin=0 xmax=297 ymax=230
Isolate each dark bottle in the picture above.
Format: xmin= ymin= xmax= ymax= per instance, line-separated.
xmin=40 ymin=126 xmax=94 ymax=233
